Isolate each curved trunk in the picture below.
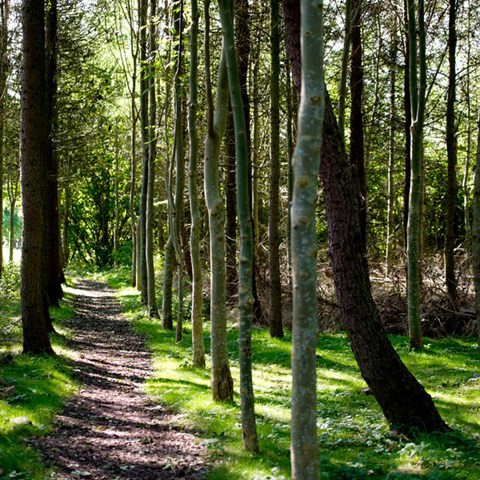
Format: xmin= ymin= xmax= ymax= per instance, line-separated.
xmin=219 ymin=0 xmax=259 ymax=453
xmin=289 ymin=0 xmax=325 ymax=476
xmin=282 ymin=0 xmax=449 ymax=434
xmin=204 ymin=4 xmax=233 ymax=401
xmin=188 ymin=0 xmax=205 ymax=368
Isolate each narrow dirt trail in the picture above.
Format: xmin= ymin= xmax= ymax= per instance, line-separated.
xmin=33 ymin=280 xmax=209 ymax=479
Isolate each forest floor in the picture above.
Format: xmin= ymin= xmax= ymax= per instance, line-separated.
xmin=31 ymin=279 xmax=210 ymax=479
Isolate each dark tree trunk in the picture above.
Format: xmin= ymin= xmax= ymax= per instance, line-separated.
xmin=349 ymin=0 xmax=366 ymax=253
xmin=445 ymin=0 xmax=457 ymax=307
xmin=268 ymin=0 xmax=284 ymax=338
xmin=403 ymin=0 xmax=411 ymax=247
xmin=225 ymin=109 xmax=237 ymax=301
xmin=20 ymin=0 xmax=54 ymax=355
xmin=281 ymin=0 xmax=450 ymax=434
xmin=45 ymin=0 xmax=63 ymax=308
xmin=235 ymin=0 xmax=262 ymax=321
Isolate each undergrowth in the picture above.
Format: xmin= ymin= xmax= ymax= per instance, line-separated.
xmin=106 ymin=272 xmax=480 ymax=480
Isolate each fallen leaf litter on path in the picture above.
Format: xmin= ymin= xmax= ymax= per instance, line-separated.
xmin=32 ymin=280 xmax=210 ymax=479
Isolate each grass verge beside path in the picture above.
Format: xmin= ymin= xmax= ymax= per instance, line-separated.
xmin=105 ymin=270 xmax=480 ymax=480
xmin=0 ymin=290 xmax=78 ymax=479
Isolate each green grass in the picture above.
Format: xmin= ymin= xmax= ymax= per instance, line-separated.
xmin=0 ymin=290 xmax=78 ymax=480
xmin=109 ymin=277 xmax=480 ymax=480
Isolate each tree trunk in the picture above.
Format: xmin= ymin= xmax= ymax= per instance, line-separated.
xmin=204 ymin=2 xmax=233 ymax=401
xmin=337 ymin=0 xmax=351 ymax=140
xmin=219 ymin=0 xmax=259 ymax=453
xmin=385 ymin=11 xmax=397 ymax=274
xmin=445 ymin=0 xmax=457 ymax=308
xmin=0 ymin=0 xmax=7 ymax=278
xmin=406 ymin=0 xmax=426 ymax=350
xmin=45 ymin=0 xmax=63 ymax=308
xmin=282 ymin=0 xmax=450 ymax=434
xmin=20 ymin=0 xmax=54 ymax=355
xmin=290 ymin=0 xmax=325 ymax=476
xmin=172 ymin=1 xmax=185 ymax=342
xmin=188 ymin=0 xmax=205 ymax=368
xmin=146 ymin=0 xmax=158 ymax=317
xmin=472 ymin=105 xmax=480 ymax=342
xmin=161 ymin=239 xmax=175 ymax=330
xmin=268 ymin=0 xmax=284 ymax=339
xmin=138 ymin=0 xmax=149 ymax=304
xmin=349 ymin=0 xmax=366 ymax=253
xmin=225 ymin=110 xmax=237 ymax=301
xmin=403 ymin=0 xmax=411 ymax=247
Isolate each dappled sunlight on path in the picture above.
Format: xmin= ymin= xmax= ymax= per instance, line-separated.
xmin=32 ymin=280 xmax=208 ymax=479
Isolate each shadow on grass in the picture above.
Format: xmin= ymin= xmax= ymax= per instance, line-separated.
xmin=0 ymin=352 xmax=77 ymax=478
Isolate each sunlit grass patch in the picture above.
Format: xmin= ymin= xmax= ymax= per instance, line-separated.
xmin=0 ymin=297 xmax=79 ymax=479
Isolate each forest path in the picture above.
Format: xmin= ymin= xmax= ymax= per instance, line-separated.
xmin=33 ymin=279 xmax=209 ymax=479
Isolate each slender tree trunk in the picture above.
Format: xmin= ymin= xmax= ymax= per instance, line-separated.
xmin=337 ymin=0 xmax=351 ymax=140
xmin=0 ymin=0 xmax=7 ymax=278
xmin=282 ymin=0 xmax=450 ymax=435
xmin=204 ymin=1 xmax=233 ymax=401
xmin=350 ymin=0 xmax=366 ymax=253
xmin=8 ymin=195 xmax=15 ymax=263
xmin=128 ymin=0 xmax=139 ymax=288
xmin=406 ymin=0 xmax=426 ymax=350
xmin=289 ymin=0 xmax=325 ymax=476
xmin=114 ymin=131 xmax=120 ymax=268
xmin=138 ymin=0 xmax=149 ymax=304
xmin=7 ymin=176 xmax=19 ymax=264
xmin=268 ymin=0 xmax=284 ymax=339
xmin=172 ymin=0 xmax=185 ymax=342
xmin=162 ymin=239 xmax=175 ymax=329
xmin=45 ymin=0 xmax=63 ymax=308
xmin=403 ymin=0 xmax=411 ymax=246
xmin=445 ymin=0 xmax=457 ymax=308
xmin=462 ymin=0 xmax=472 ymax=246
xmin=219 ymin=0 xmax=259 ymax=452
xmin=385 ymin=12 xmax=397 ymax=273
xmin=472 ymin=105 xmax=480 ymax=343
xmin=20 ymin=0 xmax=54 ymax=355
xmin=188 ymin=0 xmax=205 ymax=368
xmin=62 ymin=175 xmax=70 ymax=266
xmin=146 ymin=0 xmax=158 ymax=317
xmin=225 ymin=110 xmax=237 ymax=301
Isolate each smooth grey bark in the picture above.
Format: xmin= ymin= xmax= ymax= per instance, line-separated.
xmin=204 ymin=0 xmax=233 ymax=401
xmin=20 ymin=0 xmax=54 ymax=354
xmin=219 ymin=0 xmax=259 ymax=453
xmin=406 ymin=0 xmax=426 ymax=350
xmin=290 ymin=0 xmax=324 ymax=477
xmin=268 ymin=0 xmax=284 ymax=339
xmin=188 ymin=0 xmax=206 ymax=368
